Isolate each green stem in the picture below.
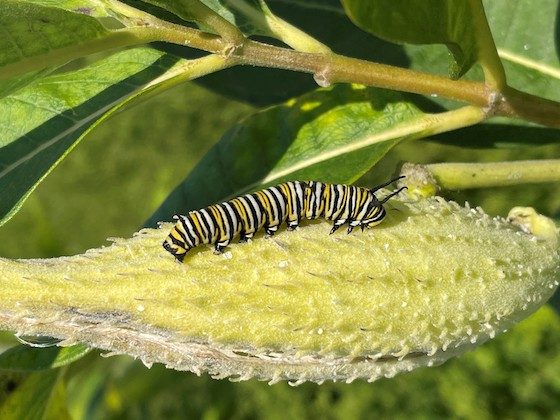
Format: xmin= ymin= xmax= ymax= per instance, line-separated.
xmin=226 ymin=0 xmax=331 ymax=53
xmin=239 ymin=41 xmax=491 ymax=105
xmin=469 ymin=0 xmax=506 ymax=89
xmin=145 ymin=17 xmax=560 ymax=127
xmin=142 ymin=0 xmax=244 ymax=46
xmin=497 ymin=86 xmax=560 ymax=128
xmin=426 ymin=159 xmax=560 ymax=190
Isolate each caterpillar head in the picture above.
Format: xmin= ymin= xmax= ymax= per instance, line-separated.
xmin=363 ymin=176 xmax=406 ymax=226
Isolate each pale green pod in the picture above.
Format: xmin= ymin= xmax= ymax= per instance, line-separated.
xmin=0 ymin=195 xmax=558 ymax=385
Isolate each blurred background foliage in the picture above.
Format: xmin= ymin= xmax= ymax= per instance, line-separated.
xmin=0 ymin=81 xmax=559 ymax=418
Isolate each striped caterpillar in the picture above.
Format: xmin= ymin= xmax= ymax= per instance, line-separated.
xmin=163 ymin=177 xmax=406 ymax=262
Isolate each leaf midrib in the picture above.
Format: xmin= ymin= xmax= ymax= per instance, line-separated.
xmin=498 ymin=48 xmax=560 ymax=80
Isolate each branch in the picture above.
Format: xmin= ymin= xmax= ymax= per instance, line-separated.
xmin=401 ymin=160 xmax=560 ymax=192
xmin=142 ymin=17 xmax=560 ymax=128
xmin=2 ymin=5 xmax=559 ymax=128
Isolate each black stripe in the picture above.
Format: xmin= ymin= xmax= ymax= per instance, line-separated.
xmin=267 ymin=186 xmax=285 ymax=222
xmin=370 ymin=206 xmax=386 ymax=222
xmin=167 ymin=234 xmax=186 ymax=249
xmin=173 ymin=221 xmax=189 ymax=244
xmin=330 ymin=184 xmax=340 ymax=219
xmin=248 ymin=194 xmax=265 ymax=229
xmin=198 ymin=209 xmax=215 ymax=243
xmin=219 ymin=202 xmax=236 ymax=240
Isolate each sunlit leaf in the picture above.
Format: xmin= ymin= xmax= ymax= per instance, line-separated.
xmin=148 ymin=84 xmax=442 ymax=225
xmin=0 ymin=47 xmax=180 ymax=226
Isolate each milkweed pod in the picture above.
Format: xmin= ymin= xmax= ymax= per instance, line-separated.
xmin=0 ymin=195 xmax=558 ymax=384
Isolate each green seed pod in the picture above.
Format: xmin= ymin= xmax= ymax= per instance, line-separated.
xmin=0 ymin=195 xmax=557 ymax=384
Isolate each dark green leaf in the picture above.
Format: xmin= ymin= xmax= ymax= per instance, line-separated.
xmin=427 ymin=118 xmax=560 ymax=149
xmin=147 ymin=84 xmax=429 ymax=225
xmin=0 ymin=344 xmax=90 ymax=372
xmin=340 ymin=0 xmax=482 ymax=78
xmin=419 ymin=0 xmax=560 ymax=147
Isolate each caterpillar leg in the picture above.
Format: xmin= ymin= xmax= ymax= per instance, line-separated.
xmin=239 ymin=231 xmax=255 ymax=243
xmin=214 ymin=238 xmax=232 ymax=254
xmin=265 ymin=225 xmax=279 ymax=236
xmin=286 ymin=220 xmax=299 ymax=231
xmin=330 ymin=220 xmax=346 ymax=235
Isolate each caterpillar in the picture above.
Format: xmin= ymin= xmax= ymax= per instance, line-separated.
xmin=163 ymin=176 xmax=406 ymax=262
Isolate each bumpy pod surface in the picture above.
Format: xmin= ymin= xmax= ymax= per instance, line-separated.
xmin=0 ymin=195 xmax=558 ymax=384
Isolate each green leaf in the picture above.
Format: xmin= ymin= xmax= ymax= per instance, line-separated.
xmin=0 ymin=1 xmax=110 ymax=97
xmin=340 ymin=0 xmax=483 ymax=78
xmin=147 ymin=84 xmax=470 ymax=225
xmin=403 ymin=0 xmax=560 ymax=100
xmin=0 ymin=344 xmax=90 ymax=372
xmin=16 ymin=0 xmax=116 ymax=17
xmin=0 ymin=369 xmax=70 ymax=420
xmin=0 ymin=69 xmax=55 ymax=99
xmin=484 ymin=0 xmax=560 ymax=100
xmin=0 ymin=47 xmax=179 ymax=226
xmin=417 ymin=0 xmax=560 ymax=147
xmin=0 ymin=1 xmax=125 ymax=83
xmin=144 ymin=0 xmax=235 ymax=25
xmin=0 ymin=2 xmax=105 ymax=68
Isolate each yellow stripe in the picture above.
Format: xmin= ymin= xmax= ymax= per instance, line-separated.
xmin=279 ymin=183 xmax=295 ymax=219
xmin=341 ymin=186 xmax=349 ymax=217
xmin=322 ymin=184 xmax=330 ymax=216
xmin=190 ymin=213 xmax=206 ymax=239
xmin=231 ymin=198 xmax=248 ymax=222
xmin=255 ymin=190 xmax=273 ymax=214
xmin=171 ymin=230 xmax=184 ymax=242
xmin=209 ymin=206 xmax=226 ymax=232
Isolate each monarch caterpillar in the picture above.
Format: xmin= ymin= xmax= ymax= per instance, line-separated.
xmin=163 ymin=176 xmax=406 ymax=262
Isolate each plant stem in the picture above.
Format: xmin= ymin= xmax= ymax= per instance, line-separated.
xmin=226 ymin=0 xmax=331 ymax=53
xmin=3 ymin=5 xmax=559 ymax=128
xmin=469 ymin=0 xmax=506 ymax=89
xmin=144 ymin=18 xmax=559 ymax=127
xmin=426 ymin=159 xmax=560 ymax=190
xmin=142 ymin=0 xmax=244 ymax=45
xmin=497 ymin=87 xmax=560 ymax=128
